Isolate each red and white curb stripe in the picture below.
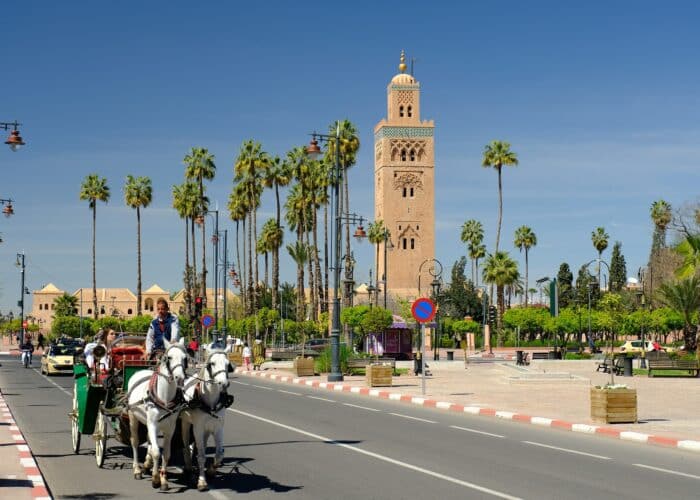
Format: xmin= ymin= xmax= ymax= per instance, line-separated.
xmin=234 ymin=368 xmax=700 ymax=453
xmin=0 ymin=391 xmax=52 ymax=500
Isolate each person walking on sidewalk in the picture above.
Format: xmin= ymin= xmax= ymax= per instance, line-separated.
xmin=242 ymin=343 xmax=252 ymax=371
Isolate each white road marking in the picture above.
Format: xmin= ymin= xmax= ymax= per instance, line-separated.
xmin=633 ymin=463 xmax=700 ymax=480
xmin=522 ymin=441 xmax=611 ymax=460
xmin=232 ymin=381 xmax=250 ymax=386
xmin=450 ymin=426 xmax=505 ymax=438
xmin=228 ymin=407 xmax=522 ymax=499
xmin=252 ymin=384 xmax=274 ymax=390
xmin=308 ymin=396 xmax=336 ymax=403
xmin=208 ymin=489 xmax=229 ymax=500
xmin=343 ymin=403 xmax=381 ymax=412
xmin=389 ymin=413 xmax=436 ymax=424
xmin=36 ymin=369 xmax=72 ymax=396
xmin=277 ymin=390 xmax=302 ymax=396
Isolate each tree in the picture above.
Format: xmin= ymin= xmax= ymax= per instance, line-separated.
xmin=481 ymin=141 xmax=518 ymax=253
xmin=514 ymin=225 xmax=537 ymax=306
xmin=54 ymin=293 xmax=79 ymax=317
xmin=124 ymin=175 xmax=152 ymax=316
xmin=184 ymin=147 xmax=216 ymax=302
xmin=287 ymin=241 xmax=309 ymax=322
xmin=443 ymin=257 xmax=482 ymax=321
xmin=460 ymin=219 xmax=484 ymax=283
xmin=469 ymin=243 xmax=487 ymax=288
xmin=591 ymin=226 xmax=609 ymax=289
xmin=482 ymin=251 xmax=520 ymax=332
xmin=368 ymin=220 xmax=388 ymax=301
xmin=675 ymin=234 xmax=700 ymax=279
xmin=172 ymin=181 xmax=199 ymax=319
xmin=79 ymin=174 xmax=110 ymax=319
xmin=262 ymin=155 xmax=291 ymax=310
xmin=650 ymin=199 xmax=672 ymax=250
xmin=657 ymin=277 xmax=700 ymax=353
xmin=609 ymin=241 xmax=627 ymax=292
xmin=556 ymin=263 xmax=574 ymax=309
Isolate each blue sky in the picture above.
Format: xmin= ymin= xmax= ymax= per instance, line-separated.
xmin=1 ymin=1 xmax=699 ymax=315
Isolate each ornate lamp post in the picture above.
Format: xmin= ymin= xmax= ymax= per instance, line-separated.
xmin=15 ymin=252 xmax=27 ymax=339
xmin=2 ymin=121 xmax=26 ymax=152
xmin=418 ymin=258 xmax=443 ymax=360
xmin=381 ymin=229 xmax=394 ymax=309
xmin=307 ymin=126 xmax=366 ymax=382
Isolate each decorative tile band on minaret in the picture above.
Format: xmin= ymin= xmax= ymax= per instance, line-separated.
xmin=374 ymin=51 xmax=436 ymax=301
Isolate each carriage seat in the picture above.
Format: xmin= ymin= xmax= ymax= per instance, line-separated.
xmin=111 ymin=345 xmax=147 ymax=370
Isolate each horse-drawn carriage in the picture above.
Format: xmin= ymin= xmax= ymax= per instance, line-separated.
xmin=69 ymin=334 xmax=232 ymax=491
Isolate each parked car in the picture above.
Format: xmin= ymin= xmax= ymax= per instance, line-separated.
xmin=304 ymin=338 xmax=331 ymax=351
xmin=40 ymin=343 xmax=77 ymax=375
xmin=619 ymin=340 xmax=662 ymax=354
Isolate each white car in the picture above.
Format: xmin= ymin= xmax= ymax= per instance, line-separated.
xmin=619 ymin=340 xmax=659 ymax=353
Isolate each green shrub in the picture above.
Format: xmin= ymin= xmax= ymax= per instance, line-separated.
xmin=315 ymin=344 xmax=351 ymax=373
xmin=565 ymin=352 xmax=593 ymax=360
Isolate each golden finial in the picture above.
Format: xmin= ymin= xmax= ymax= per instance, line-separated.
xmin=398 ymin=50 xmax=407 ymax=73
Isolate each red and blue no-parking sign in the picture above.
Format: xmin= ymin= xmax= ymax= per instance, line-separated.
xmin=411 ymin=297 xmax=437 ymax=324
xmin=201 ymin=314 xmax=215 ymax=328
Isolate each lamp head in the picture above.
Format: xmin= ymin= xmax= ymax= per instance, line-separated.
xmin=353 ymin=224 xmax=367 ymax=240
xmin=307 ymin=136 xmax=322 ymax=160
xmin=5 ymin=129 xmax=25 ymax=152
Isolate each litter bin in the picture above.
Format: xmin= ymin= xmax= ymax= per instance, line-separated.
xmin=547 ymin=351 xmax=558 ymax=360
xmin=516 ymin=350 xmax=524 ymax=366
xmin=623 ymin=356 xmax=633 ymax=377
xmin=446 ymin=351 xmax=454 ymax=361
xmin=413 ymin=352 xmax=422 ymax=375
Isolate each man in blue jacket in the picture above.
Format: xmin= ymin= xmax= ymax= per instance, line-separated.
xmin=146 ymin=298 xmax=180 ymax=359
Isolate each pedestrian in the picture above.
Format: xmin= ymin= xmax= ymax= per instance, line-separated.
xmin=37 ymin=332 xmax=45 ymax=352
xmin=242 ymin=342 xmax=252 ymax=371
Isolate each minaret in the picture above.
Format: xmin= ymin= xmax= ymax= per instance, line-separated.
xmin=374 ymin=51 xmax=435 ymax=300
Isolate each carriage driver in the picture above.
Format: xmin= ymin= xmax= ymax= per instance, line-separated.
xmin=145 ymin=298 xmax=180 ymax=359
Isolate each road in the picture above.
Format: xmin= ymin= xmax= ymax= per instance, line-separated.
xmin=2 ymin=357 xmax=700 ymax=499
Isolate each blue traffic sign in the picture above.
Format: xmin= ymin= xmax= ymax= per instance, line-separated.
xmin=411 ymin=298 xmax=437 ymax=324
xmin=201 ymin=314 xmax=215 ymax=328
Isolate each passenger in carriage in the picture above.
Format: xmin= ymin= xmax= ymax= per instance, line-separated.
xmin=145 ymin=298 xmax=180 ymax=359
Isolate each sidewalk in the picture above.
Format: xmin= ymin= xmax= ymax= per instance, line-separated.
xmin=243 ymin=352 xmax=700 ymax=453
xmin=0 ymin=353 xmax=52 ymax=500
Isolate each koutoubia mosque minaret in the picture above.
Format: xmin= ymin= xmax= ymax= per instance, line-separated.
xmin=374 ymin=51 xmax=435 ymax=300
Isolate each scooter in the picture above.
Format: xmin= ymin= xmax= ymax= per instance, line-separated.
xmin=21 ymin=349 xmax=32 ymax=368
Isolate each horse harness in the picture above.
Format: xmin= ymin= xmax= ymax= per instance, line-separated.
xmin=189 ymin=351 xmax=234 ymax=417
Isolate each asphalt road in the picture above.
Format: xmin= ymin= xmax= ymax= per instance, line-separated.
xmin=2 ymin=355 xmax=700 ymax=499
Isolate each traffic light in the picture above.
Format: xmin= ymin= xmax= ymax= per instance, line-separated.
xmin=488 ymin=305 xmax=497 ymax=326
xmin=194 ymin=296 xmax=203 ymax=317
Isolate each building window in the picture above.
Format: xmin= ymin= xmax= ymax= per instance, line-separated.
xmin=399 ymin=105 xmax=404 ymax=117
xmin=398 ymin=225 xmax=402 ymax=230
xmin=87 ymin=308 xmax=92 ymax=315
xmin=400 ymin=148 xmax=406 ymax=161
xmin=416 ymin=225 xmax=419 ymax=230
xmin=407 ymin=105 xmax=413 ymax=117
xmin=403 ymin=238 xmax=407 ymax=250
xmin=411 ymin=238 xmax=415 ymax=249
xmin=409 ymin=149 xmax=415 ymax=161
xmin=402 ymin=187 xmax=407 ymax=197
xmin=39 ymin=304 xmax=42 ymax=310
xmin=51 ymin=304 xmax=55 ymax=310
xmin=127 ymin=308 xmax=133 ymax=315
xmin=100 ymin=307 xmax=105 ymax=315
xmin=410 ymin=187 xmax=414 ymax=197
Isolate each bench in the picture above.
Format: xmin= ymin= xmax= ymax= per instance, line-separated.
xmin=346 ymin=357 xmax=396 ymax=374
xmin=268 ymin=350 xmax=320 ymax=361
xmin=531 ymin=352 xmax=549 ymax=360
xmin=648 ymin=359 xmax=700 ymax=377
xmin=596 ymin=356 xmax=624 ymax=375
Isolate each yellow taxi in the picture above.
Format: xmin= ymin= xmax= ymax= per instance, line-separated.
xmin=40 ymin=343 xmax=77 ymax=375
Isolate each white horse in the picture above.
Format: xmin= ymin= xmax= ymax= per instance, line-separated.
xmin=127 ymin=338 xmax=188 ymax=490
xmin=181 ymin=347 xmax=231 ymax=491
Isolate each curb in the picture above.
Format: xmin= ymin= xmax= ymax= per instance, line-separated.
xmin=0 ymin=391 xmax=53 ymax=500
xmin=233 ymin=368 xmax=700 ymax=453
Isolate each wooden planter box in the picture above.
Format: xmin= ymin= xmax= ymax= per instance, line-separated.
xmin=590 ymin=387 xmax=637 ymax=424
xmin=228 ymin=352 xmax=243 ymax=367
xmin=367 ymin=364 xmax=393 ymax=387
xmin=293 ymin=356 xmax=315 ymax=377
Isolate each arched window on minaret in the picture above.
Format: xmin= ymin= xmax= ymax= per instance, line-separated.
xmin=402 ymin=187 xmax=407 ymax=198
xmin=409 ymin=149 xmax=415 ymax=161
xmin=399 ymin=105 xmax=404 ymax=117
xmin=411 ymin=238 xmax=415 ymax=249
xmin=400 ymin=149 xmax=407 ymax=161
xmin=407 ymin=105 xmax=413 ymax=117
xmin=402 ymin=238 xmax=407 ymax=250
xmin=410 ymin=187 xmax=414 ymax=197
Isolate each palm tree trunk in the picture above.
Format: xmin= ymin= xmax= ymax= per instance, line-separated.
xmin=200 ymin=180 xmax=207 ymax=302
xmin=263 ymin=252 xmax=269 ymax=289
xmin=344 ymin=171 xmax=351 ymax=270
xmin=184 ymin=217 xmax=191 ymax=318
xmin=324 ymin=200 xmax=329 ymax=312
xmin=136 ymin=206 xmax=142 ymax=316
xmin=312 ymin=207 xmax=323 ymax=316
xmin=247 ymin=208 xmax=254 ymax=315
xmin=496 ymin=166 xmax=503 ymax=252
xmin=191 ymin=218 xmax=197 ymax=293
xmin=273 ymin=183 xmax=281 ymax=310
xmin=92 ymin=205 xmax=98 ymax=319
xmin=524 ymin=248 xmax=529 ymax=307
xmin=253 ymin=203 xmax=259 ymax=307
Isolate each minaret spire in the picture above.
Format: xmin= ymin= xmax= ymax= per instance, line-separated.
xmin=399 ymin=50 xmax=407 ymax=73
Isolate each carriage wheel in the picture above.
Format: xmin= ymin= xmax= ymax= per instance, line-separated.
xmin=95 ymin=411 xmax=108 ymax=468
xmin=71 ymin=384 xmax=81 ymax=454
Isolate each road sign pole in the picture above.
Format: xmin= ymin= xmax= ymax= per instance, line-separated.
xmin=421 ymin=323 xmax=426 ymax=395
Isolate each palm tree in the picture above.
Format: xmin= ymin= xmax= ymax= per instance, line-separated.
xmin=124 ymin=175 xmax=152 ymax=316
xmin=54 ymin=293 xmax=79 ymax=317
xmin=675 ymin=234 xmax=700 ymax=279
xmin=287 ymin=241 xmax=309 ymax=322
xmin=184 ymin=147 xmax=216 ymax=301
xmin=469 ymin=242 xmax=487 ymax=288
xmin=481 ymin=141 xmax=519 ymax=253
xmin=228 ymin=184 xmax=248 ymax=313
xmin=262 ymin=156 xmax=291 ymax=310
xmin=172 ymin=182 xmax=195 ymax=319
xmin=657 ymin=277 xmax=700 ymax=352
xmin=591 ymin=227 xmax=609 ymax=289
xmin=79 ymin=174 xmax=110 ymax=319
xmin=368 ymin=220 xmax=387 ymax=293
xmin=650 ymin=199 xmax=672 ymax=248
xmin=482 ymin=251 xmax=520 ymax=330
xmin=514 ymin=225 xmax=537 ymax=306
xmin=460 ymin=219 xmax=484 ymax=283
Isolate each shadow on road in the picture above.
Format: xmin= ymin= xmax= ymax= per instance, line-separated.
xmin=210 ymin=457 xmax=303 ymax=494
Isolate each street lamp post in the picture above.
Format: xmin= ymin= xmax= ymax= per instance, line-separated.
xmin=307 ymin=125 xmax=364 ymax=382
xmin=2 ymin=121 xmax=26 ymax=152
xmin=381 ymin=229 xmax=393 ymax=309
xmin=367 ymin=269 xmax=376 ymax=309
xmin=418 ymin=258 xmax=443 ymax=361
xmin=15 ymin=252 xmax=26 ymax=339
xmin=638 ymin=266 xmax=648 ymax=369
xmin=1 ymin=198 xmax=15 ymax=217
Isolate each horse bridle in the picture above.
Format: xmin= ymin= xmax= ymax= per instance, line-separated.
xmin=160 ymin=343 xmax=188 ymax=382
xmin=201 ymin=351 xmax=228 ymax=382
